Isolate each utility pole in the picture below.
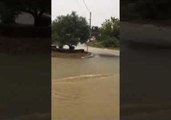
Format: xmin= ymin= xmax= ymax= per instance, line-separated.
xmin=82 ymin=0 xmax=91 ymax=52
xmin=89 ymin=12 xmax=91 ymax=28
xmin=87 ymin=12 xmax=91 ymax=52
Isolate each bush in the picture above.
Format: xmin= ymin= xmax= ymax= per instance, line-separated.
xmin=97 ymin=17 xmax=120 ymax=48
xmin=98 ymin=36 xmax=119 ymax=48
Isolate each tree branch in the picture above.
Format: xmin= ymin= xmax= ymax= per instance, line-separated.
xmin=38 ymin=10 xmax=44 ymax=17
xmin=20 ymin=9 xmax=35 ymax=15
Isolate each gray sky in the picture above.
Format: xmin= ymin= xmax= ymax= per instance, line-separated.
xmin=52 ymin=0 xmax=119 ymax=27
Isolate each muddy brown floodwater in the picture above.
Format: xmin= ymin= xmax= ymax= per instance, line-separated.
xmin=52 ymin=51 xmax=119 ymax=120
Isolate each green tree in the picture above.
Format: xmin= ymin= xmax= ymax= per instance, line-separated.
xmin=135 ymin=0 xmax=171 ymax=19
xmin=19 ymin=0 xmax=50 ymax=26
xmin=98 ymin=17 xmax=120 ymax=48
xmin=0 ymin=2 xmax=19 ymax=24
xmin=101 ymin=17 xmax=120 ymax=38
xmin=0 ymin=0 xmax=50 ymax=26
xmin=121 ymin=0 xmax=171 ymax=20
xmin=91 ymin=26 xmax=101 ymax=40
xmin=52 ymin=12 xmax=90 ymax=50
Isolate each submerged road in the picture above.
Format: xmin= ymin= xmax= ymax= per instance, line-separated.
xmin=52 ymin=46 xmax=119 ymax=120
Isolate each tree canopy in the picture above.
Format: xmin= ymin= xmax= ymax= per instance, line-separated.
xmin=19 ymin=0 xmax=51 ymax=26
xmin=93 ymin=17 xmax=120 ymax=48
xmin=101 ymin=17 xmax=120 ymax=39
xmin=121 ymin=0 xmax=171 ymax=20
xmin=0 ymin=0 xmax=50 ymax=26
xmin=52 ymin=12 xmax=90 ymax=50
xmin=0 ymin=1 xmax=19 ymax=24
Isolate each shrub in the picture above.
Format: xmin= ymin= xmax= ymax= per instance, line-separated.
xmin=100 ymin=36 xmax=120 ymax=48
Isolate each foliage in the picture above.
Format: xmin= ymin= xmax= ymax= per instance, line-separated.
xmin=101 ymin=17 xmax=120 ymax=38
xmin=19 ymin=0 xmax=51 ymax=26
xmin=0 ymin=2 xmax=19 ymax=24
xmin=96 ymin=17 xmax=120 ymax=48
xmin=91 ymin=26 xmax=100 ymax=39
xmin=121 ymin=0 xmax=171 ymax=20
xmin=100 ymin=36 xmax=119 ymax=48
xmin=52 ymin=12 xmax=90 ymax=50
xmin=0 ymin=0 xmax=50 ymax=26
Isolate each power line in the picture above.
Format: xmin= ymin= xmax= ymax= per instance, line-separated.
xmin=82 ymin=0 xmax=90 ymax=12
xmin=74 ymin=0 xmax=88 ymax=17
xmin=82 ymin=0 xmax=91 ymax=52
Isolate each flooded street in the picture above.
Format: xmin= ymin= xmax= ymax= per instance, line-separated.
xmin=52 ymin=47 xmax=119 ymax=120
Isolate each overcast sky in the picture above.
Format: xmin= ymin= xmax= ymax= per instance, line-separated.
xmin=52 ymin=0 xmax=119 ymax=27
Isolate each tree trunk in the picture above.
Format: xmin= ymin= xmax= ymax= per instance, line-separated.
xmin=33 ymin=11 xmax=44 ymax=26
xmin=59 ymin=45 xmax=63 ymax=49
xmin=34 ymin=15 xmax=41 ymax=26
xmin=22 ymin=10 xmax=44 ymax=26
xmin=68 ymin=45 xmax=75 ymax=50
